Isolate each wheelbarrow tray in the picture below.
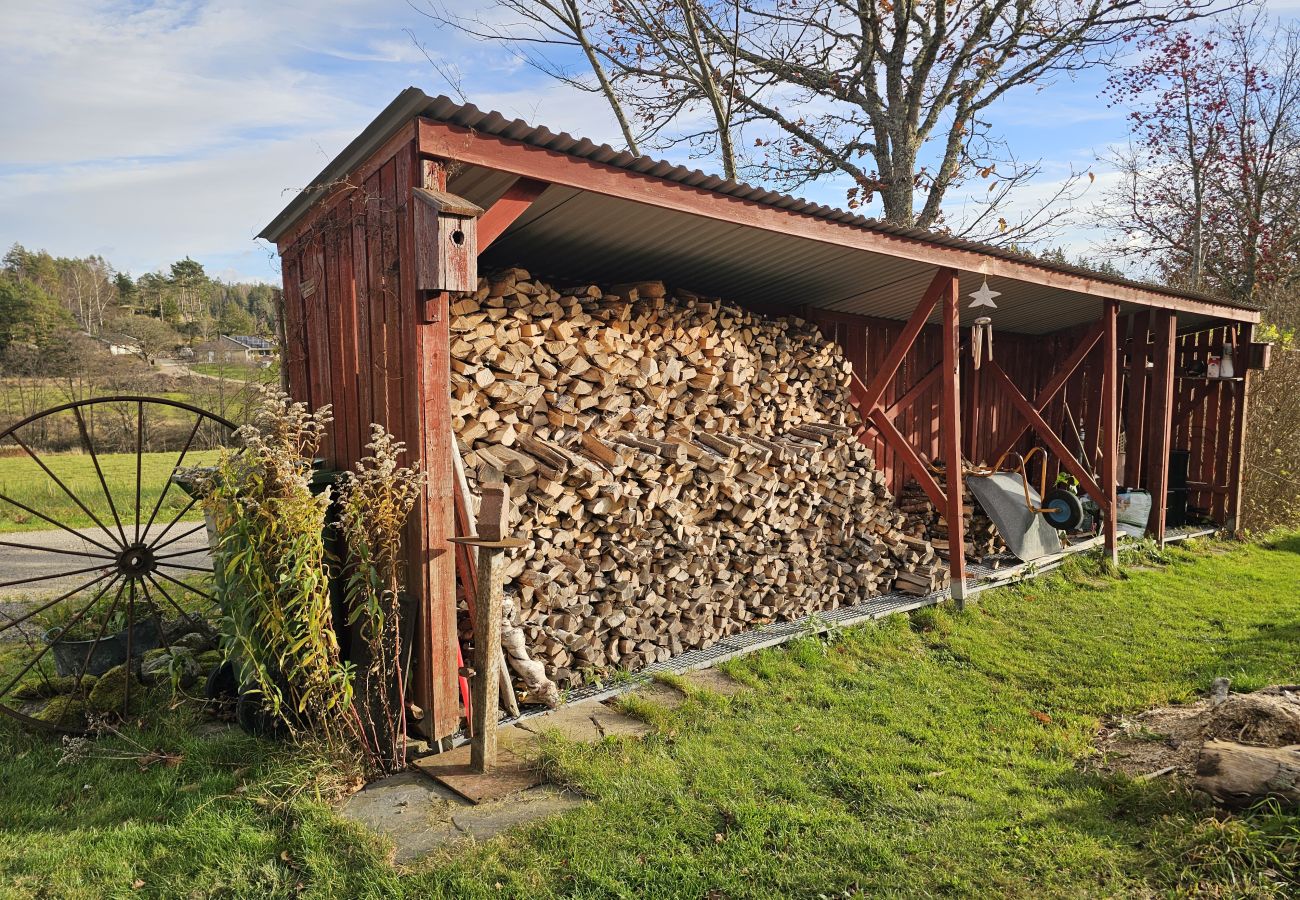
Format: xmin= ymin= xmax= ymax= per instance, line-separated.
xmin=966 ymin=472 xmax=1063 ymax=562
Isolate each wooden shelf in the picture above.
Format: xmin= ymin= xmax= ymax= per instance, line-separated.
xmin=1177 ymin=375 xmax=1244 ymax=383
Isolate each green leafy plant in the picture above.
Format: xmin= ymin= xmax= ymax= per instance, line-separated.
xmin=202 ymin=392 xmax=357 ymax=744
xmin=335 ymin=425 xmax=423 ymax=774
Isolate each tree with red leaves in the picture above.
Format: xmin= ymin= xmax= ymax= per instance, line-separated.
xmin=1101 ymin=10 xmax=1300 ymax=300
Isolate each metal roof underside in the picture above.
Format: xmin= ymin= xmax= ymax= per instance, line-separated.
xmin=260 ymin=88 xmax=1257 ymax=336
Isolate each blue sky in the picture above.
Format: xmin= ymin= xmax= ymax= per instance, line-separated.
xmin=1 ymin=0 xmax=1295 ymax=284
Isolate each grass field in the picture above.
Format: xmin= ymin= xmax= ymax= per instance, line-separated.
xmin=1 ymin=536 xmax=1297 ymax=898
xmin=0 ymin=449 xmax=223 ymax=534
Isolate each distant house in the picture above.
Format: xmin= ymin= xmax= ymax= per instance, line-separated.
xmin=192 ymin=334 xmax=277 ymax=365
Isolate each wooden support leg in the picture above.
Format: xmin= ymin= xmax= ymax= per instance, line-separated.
xmin=1102 ymin=300 xmax=1120 ymax=565
xmin=470 ymin=542 xmax=503 ymax=773
xmin=1145 ymin=310 xmax=1177 ymax=544
xmin=940 ymin=272 xmax=967 ymax=607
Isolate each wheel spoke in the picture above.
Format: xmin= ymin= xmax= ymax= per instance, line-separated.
xmin=0 ymin=492 xmax=119 ymax=555
xmin=146 ymin=497 xmax=200 ymax=552
xmin=152 ymin=545 xmax=208 ymax=562
xmin=0 ymin=538 xmax=115 ymax=561
xmin=145 ymin=571 xmax=205 ymax=622
xmin=0 ymin=574 xmax=121 ymax=702
xmin=5 ymin=432 xmax=122 ymax=550
xmin=134 ymin=401 xmax=144 ymax=544
xmin=73 ymin=406 xmax=129 ymax=547
xmin=0 ymin=570 xmax=117 ymax=637
xmin=123 ymin=579 xmax=136 ymax=717
xmin=155 ymin=561 xmax=214 ymax=575
xmin=0 ymin=561 xmax=114 ymax=590
xmin=152 ymin=569 xmax=217 ymax=605
xmin=149 ymin=519 xmax=207 ymax=555
xmin=140 ymin=413 xmax=203 ymax=543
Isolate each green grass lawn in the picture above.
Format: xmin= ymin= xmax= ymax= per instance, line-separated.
xmin=187 ymin=362 xmax=280 ymax=383
xmin=1 ymin=537 xmax=1298 ymax=898
xmin=0 ymin=449 xmax=223 ymax=534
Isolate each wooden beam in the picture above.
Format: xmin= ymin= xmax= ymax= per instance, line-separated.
xmin=476 ymin=177 xmax=549 ymax=253
xmin=416 ymin=118 xmax=1260 ymax=323
xmin=1226 ymin=323 xmax=1253 ymax=534
xmin=865 ymin=406 xmax=947 ymax=510
xmin=856 ymin=269 xmax=949 ymax=414
xmin=940 ymin=271 xmax=968 ymax=607
xmin=989 ymin=320 xmax=1105 ymax=463
xmin=1145 ymin=311 xmax=1177 ymax=544
xmin=1173 ymin=381 xmax=1214 ymax=425
xmin=986 ymin=360 xmax=1107 ymax=508
xmin=1101 ymin=300 xmax=1120 ymax=564
xmin=885 ymin=360 xmax=942 ymax=420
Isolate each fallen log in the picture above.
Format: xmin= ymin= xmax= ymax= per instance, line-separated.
xmin=1195 ymin=740 xmax=1300 ymax=807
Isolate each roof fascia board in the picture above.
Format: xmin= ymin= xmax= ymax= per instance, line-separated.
xmin=416 ymin=118 xmax=1258 ymax=324
xmin=260 ymin=89 xmax=429 ymax=245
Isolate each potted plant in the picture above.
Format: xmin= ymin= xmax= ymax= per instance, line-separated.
xmin=42 ymin=599 xmax=163 ymax=678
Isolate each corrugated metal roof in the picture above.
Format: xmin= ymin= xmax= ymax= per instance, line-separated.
xmin=258 ymin=85 xmax=1263 ymax=326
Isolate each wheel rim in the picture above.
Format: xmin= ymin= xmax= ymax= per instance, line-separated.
xmin=0 ymin=396 xmax=239 ymax=734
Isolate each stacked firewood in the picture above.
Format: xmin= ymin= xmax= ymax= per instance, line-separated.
xmin=897 ymin=470 xmax=1005 ymax=566
xmin=450 ymin=269 xmax=939 ymax=686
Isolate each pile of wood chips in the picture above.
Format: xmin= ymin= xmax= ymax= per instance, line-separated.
xmin=450 ymin=269 xmax=942 ymax=687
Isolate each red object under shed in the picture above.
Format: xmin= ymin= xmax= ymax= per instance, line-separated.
xmin=260 ymin=89 xmax=1266 ymax=742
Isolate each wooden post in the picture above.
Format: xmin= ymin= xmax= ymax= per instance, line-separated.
xmin=1145 ymin=310 xmax=1177 ymax=544
xmin=940 ymin=270 xmax=967 ymax=607
xmin=1101 ymin=300 xmax=1120 ymax=565
xmin=469 ymin=476 xmax=509 ymax=774
xmin=1225 ymin=323 xmax=1253 ymax=535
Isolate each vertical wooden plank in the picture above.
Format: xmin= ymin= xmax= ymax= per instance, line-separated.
xmin=321 ymin=208 xmax=348 ymax=468
xmin=939 ymin=269 xmax=967 ymax=607
xmin=1144 ymin=310 xmax=1177 ymax=543
xmin=304 ymin=236 xmax=333 ymax=427
xmin=1125 ymin=311 xmax=1151 ymax=489
xmin=1101 ymin=300 xmax=1120 ymax=565
xmin=279 ymin=247 xmax=310 ymax=402
xmin=351 ymin=186 xmax=375 ymax=448
xmin=1188 ymin=330 xmax=1210 ymax=516
xmin=1206 ymin=326 xmax=1227 ymax=522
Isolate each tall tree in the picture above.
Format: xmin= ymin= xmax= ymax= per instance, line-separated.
xmin=1100 ymin=11 xmax=1300 ymax=299
xmin=427 ymin=0 xmax=1235 ymax=239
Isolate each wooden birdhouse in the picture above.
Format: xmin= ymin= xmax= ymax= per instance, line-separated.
xmin=413 ymin=186 xmax=484 ymax=294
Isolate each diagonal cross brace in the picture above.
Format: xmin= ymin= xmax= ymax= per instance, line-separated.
xmin=986 ymin=360 xmax=1108 ymax=510
xmin=989 ymin=319 xmax=1104 ymax=463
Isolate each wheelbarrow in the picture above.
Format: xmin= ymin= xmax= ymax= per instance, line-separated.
xmin=964 ymin=448 xmax=1090 ymax=562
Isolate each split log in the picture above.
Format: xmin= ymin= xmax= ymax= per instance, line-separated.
xmin=1196 ymin=740 xmax=1300 ymax=807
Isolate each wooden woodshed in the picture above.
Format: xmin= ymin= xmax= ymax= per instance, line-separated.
xmin=259 ymin=88 xmax=1267 ymax=742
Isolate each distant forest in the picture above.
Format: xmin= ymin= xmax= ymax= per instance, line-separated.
xmin=0 ymin=243 xmax=281 ymax=363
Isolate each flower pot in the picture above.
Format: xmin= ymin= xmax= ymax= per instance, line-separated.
xmin=46 ymin=619 xmax=162 ymax=678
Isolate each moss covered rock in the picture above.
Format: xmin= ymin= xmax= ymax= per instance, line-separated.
xmin=86 ymin=664 xmax=144 ymax=715
xmin=13 ymin=674 xmax=97 ymax=701
xmin=34 ymin=694 xmax=88 ymax=728
xmin=196 ymin=650 xmax=223 ymax=673
xmin=172 ymin=631 xmax=217 ymax=653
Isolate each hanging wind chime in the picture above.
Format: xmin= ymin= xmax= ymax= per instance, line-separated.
xmin=968 ymin=278 xmax=1000 ymax=369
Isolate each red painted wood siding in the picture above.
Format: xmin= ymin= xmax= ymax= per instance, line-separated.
xmin=276 ymin=136 xmax=462 ymax=742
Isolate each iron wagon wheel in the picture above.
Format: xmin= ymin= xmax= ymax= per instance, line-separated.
xmin=0 ymin=396 xmax=240 ymax=734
